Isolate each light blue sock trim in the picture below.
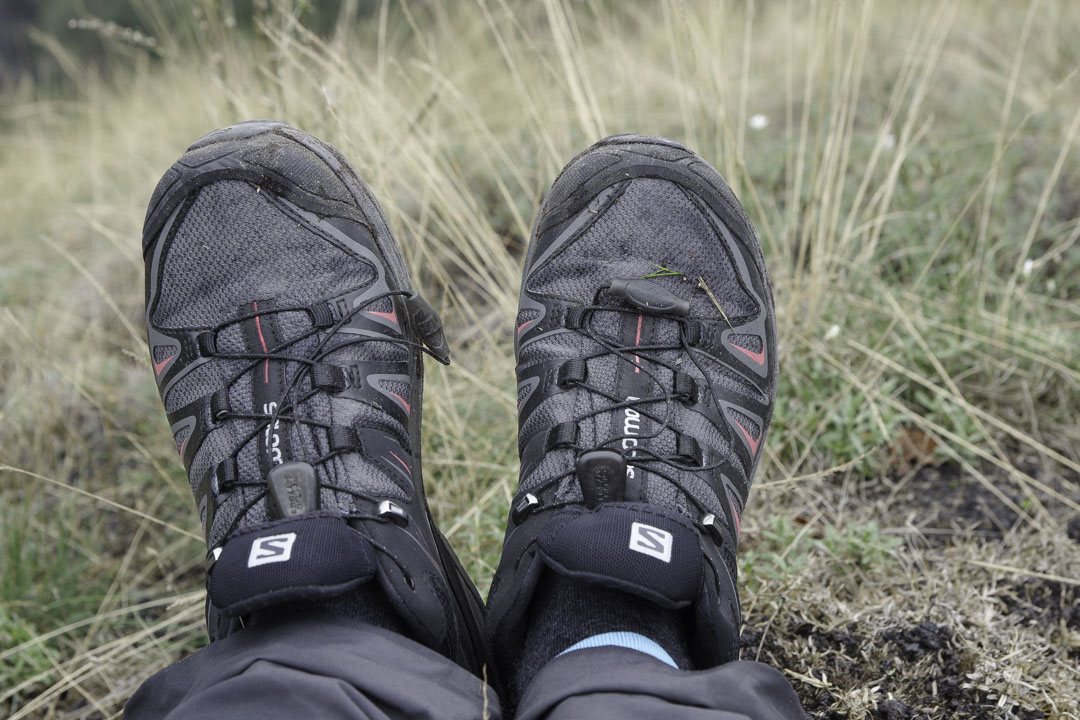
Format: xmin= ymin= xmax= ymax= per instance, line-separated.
xmin=557 ymin=631 xmax=678 ymax=668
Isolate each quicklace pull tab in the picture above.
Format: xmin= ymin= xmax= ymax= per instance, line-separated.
xmin=405 ymin=293 xmax=452 ymax=365
xmin=576 ymin=449 xmax=627 ymax=508
xmin=608 ymin=278 xmax=690 ymax=316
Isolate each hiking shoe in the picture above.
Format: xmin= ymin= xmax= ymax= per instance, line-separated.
xmin=487 ymin=135 xmax=778 ymax=674
xmin=142 ymin=121 xmax=485 ymax=673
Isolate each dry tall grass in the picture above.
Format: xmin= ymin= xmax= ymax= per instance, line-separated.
xmin=1 ymin=1 xmax=1078 ymax=717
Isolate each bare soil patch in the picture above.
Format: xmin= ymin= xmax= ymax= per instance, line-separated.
xmin=742 ymin=460 xmax=1080 ymax=719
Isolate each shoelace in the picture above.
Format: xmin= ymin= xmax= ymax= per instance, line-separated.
xmin=197 ymin=287 xmax=440 ymax=551
xmin=528 ymin=286 xmax=739 ymax=518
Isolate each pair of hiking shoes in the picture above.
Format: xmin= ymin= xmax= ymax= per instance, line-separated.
xmin=143 ymin=121 xmax=777 ymax=687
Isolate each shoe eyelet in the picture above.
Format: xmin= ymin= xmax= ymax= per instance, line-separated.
xmin=215 ymin=458 xmax=239 ymax=493
xmin=328 ymin=426 xmax=361 ymax=453
xmin=195 ymin=330 xmax=217 ymax=356
xmin=377 ymin=499 xmax=409 ymax=526
xmin=210 ymin=388 xmax=231 ymax=422
xmin=700 ymin=513 xmax=724 ymax=542
xmin=545 ymin=423 xmax=578 ymax=451
xmin=675 ymin=434 xmax=704 ymax=467
xmin=564 ymin=306 xmax=587 ymax=330
xmin=311 ymin=364 xmax=347 ymax=392
xmin=556 ymin=359 xmax=588 ymax=388
xmin=511 ymin=493 xmax=541 ymax=524
xmin=673 ymin=372 xmax=698 ymax=404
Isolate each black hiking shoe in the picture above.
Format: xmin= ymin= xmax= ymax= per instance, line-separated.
xmin=142 ymin=121 xmax=485 ymax=674
xmin=487 ymin=135 xmax=778 ymax=686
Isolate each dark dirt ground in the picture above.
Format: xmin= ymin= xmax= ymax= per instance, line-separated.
xmin=741 ymin=460 xmax=1080 ymax=720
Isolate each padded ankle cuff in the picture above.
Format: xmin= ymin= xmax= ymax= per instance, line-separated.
xmin=208 ymin=511 xmax=378 ymax=617
xmin=536 ymin=503 xmax=703 ymax=609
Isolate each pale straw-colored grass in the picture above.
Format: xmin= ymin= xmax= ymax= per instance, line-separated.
xmin=1 ymin=1 xmax=1077 ymax=716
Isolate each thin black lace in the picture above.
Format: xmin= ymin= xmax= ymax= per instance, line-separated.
xmin=530 ymin=298 xmax=736 ymax=517
xmin=201 ymin=287 xmax=433 ymax=550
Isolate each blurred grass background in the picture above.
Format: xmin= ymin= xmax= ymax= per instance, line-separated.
xmin=1 ymin=0 xmax=1078 ymax=717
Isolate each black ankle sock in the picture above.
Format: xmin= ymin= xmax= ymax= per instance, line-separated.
xmin=249 ymin=582 xmax=405 ymax=635
xmin=311 ymin=583 xmax=406 ymax=633
xmin=512 ymin=573 xmax=694 ymax=702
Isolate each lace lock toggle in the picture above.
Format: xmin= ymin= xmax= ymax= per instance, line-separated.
xmin=267 ymin=461 xmax=320 ymax=519
xmin=608 ymin=279 xmax=690 ymax=316
xmin=576 ymin=449 xmax=627 ymax=508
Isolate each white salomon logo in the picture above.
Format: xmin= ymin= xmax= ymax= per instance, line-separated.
xmin=629 ymin=522 xmax=673 ymax=563
xmin=247 ymin=532 xmax=297 ymax=568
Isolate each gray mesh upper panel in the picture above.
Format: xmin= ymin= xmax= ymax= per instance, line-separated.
xmin=153 ymin=180 xmax=375 ymax=329
xmin=528 ymin=179 xmax=755 ymax=321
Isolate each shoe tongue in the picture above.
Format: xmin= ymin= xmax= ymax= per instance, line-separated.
xmin=535 ymin=503 xmax=703 ymax=609
xmin=236 ymin=299 xmax=301 ymax=474
xmin=590 ymin=299 xmax=675 ymax=503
